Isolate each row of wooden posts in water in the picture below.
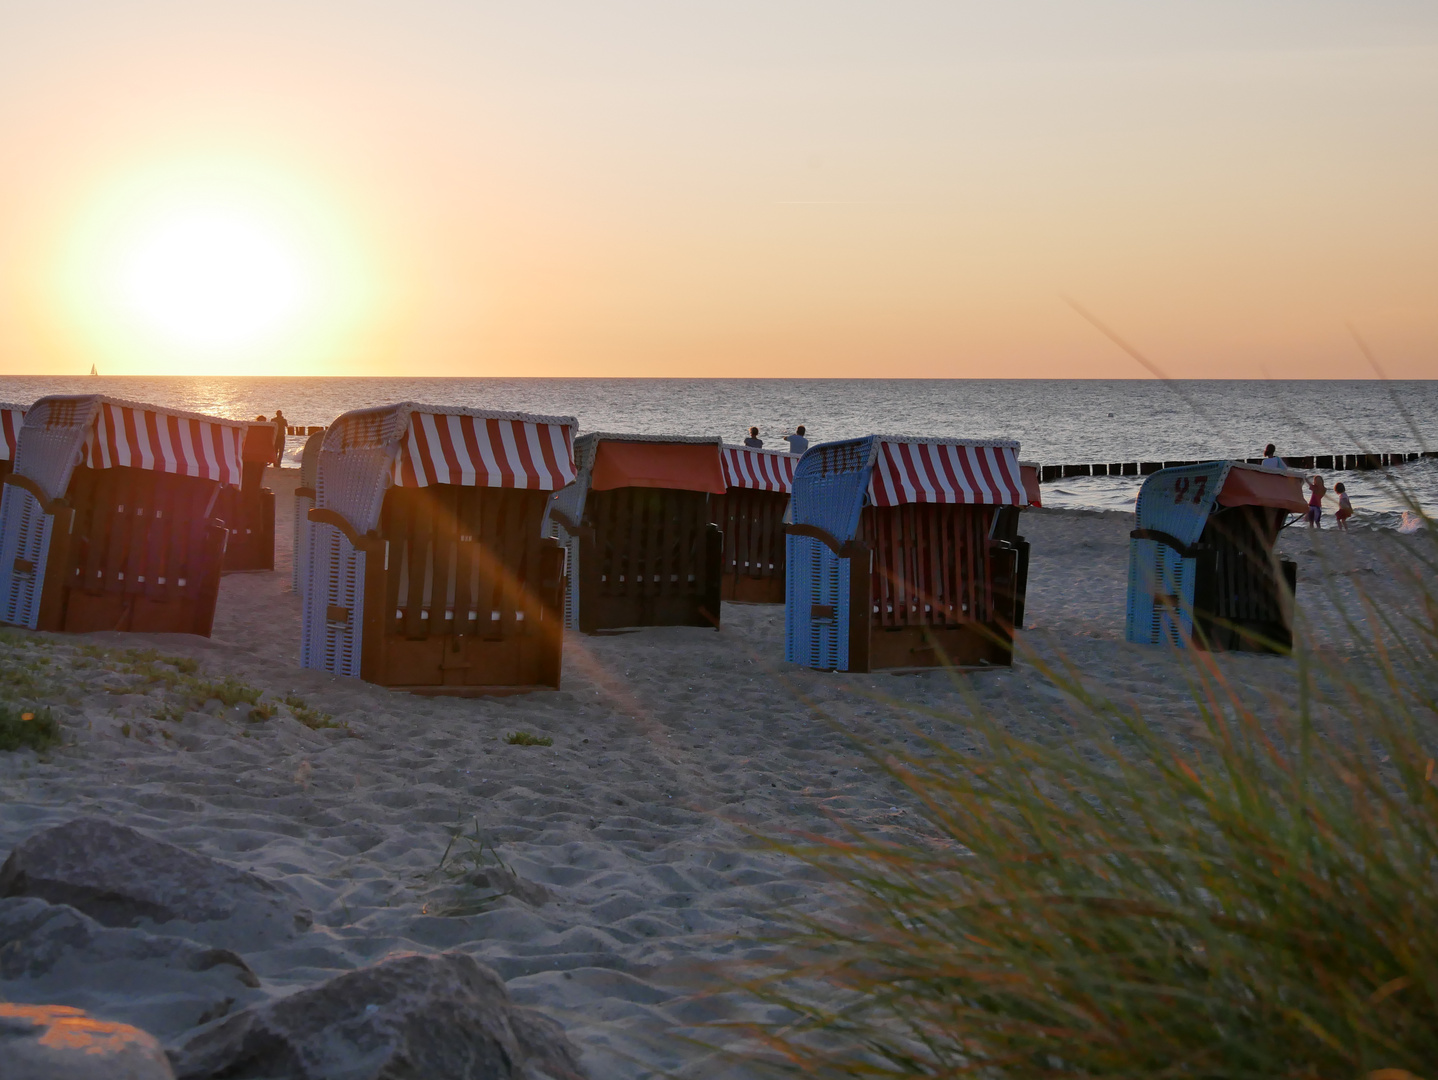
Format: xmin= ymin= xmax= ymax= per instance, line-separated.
xmin=1041 ymin=451 xmax=1435 ymax=482
xmin=0 ymin=395 xmax=1320 ymax=698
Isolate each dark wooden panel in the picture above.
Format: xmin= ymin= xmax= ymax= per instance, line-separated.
xmin=56 ymin=466 xmax=225 ymax=635
xmin=580 ymin=486 xmax=721 ymax=631
xmin=370 ymin=483 xmax=562 ymax=691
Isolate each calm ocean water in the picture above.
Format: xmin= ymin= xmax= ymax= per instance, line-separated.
xmin=2 ymin=376 xmax=1435 ymax=527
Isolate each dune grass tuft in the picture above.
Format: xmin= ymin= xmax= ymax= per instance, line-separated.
xmin=718 ymin=520 xmax=1438 ymax=1077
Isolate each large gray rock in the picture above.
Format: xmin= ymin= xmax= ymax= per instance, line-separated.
xmin=169 ymin=952 xmax=588 ymax=1080
xmin=0 ymin=818 xmax=310 ymax=946
xmin=0 ymin=897 xmax=262 ymax=1039
xmin=0 ymin=1002 xmax=175 ymax=1080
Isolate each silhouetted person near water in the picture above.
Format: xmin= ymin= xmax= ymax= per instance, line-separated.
xmin=744 ymin=426 xmax=763 ymax=448
xmin=783 ymin=425 xmax=808 ymax=454
xmin=271 ymin=410 xmax=287 ymax=466
xmin=1261 ymin=443 xmax=1284 ymax=470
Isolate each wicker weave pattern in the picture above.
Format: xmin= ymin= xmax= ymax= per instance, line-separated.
xmin=790 ymin=437 xmax=876 ymax=544
xmin=316 ymin=446 xmax=397 ymax=536
xmin=0 ymin=484 xmax=53 ymax=629
xmin=13 ymin=397 xmax=102 ymax=501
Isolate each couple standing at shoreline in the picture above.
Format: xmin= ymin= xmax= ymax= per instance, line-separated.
xmin=1262 ymin=443 xmax=1353 ymax=530
xmin=743 ymin=425 xmax=807 ymax=453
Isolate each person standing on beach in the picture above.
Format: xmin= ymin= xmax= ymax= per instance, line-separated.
xmin=744 ymin=426 xmax=763 ymax=448
xmin=783 ymin=425 xmax=808 ymax=454
xmin=1305 ymin=474 xmax=1326 ymax=528
xmin=1334 ymin=482 xmax=1353 ymax=530
xmin=1261 ymin=444 xmax=1284 ymax=470
xmin=271 ymin=410 xmax=288 ymax=466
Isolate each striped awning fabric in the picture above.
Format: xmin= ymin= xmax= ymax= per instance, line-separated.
xmin=395 ymin=409 xmax=577 ymax=491
xmin=869 ymin=437 xmax=1025 ymax=507
xmin=84 ymin=400 xmax=245 ymax=486
xmin=721 ymin=445 xmax=799 ymax=493
xmin=0 ymin=404 xmax=24 ymax=461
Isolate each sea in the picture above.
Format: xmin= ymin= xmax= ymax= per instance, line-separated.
xmin=2 ymin=376 xmax=1435 ymax=529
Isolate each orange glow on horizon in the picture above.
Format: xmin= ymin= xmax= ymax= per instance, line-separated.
xmin=0 ymin=4 xmax=1434 ymax=379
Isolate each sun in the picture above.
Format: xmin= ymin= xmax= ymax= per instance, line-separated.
xmin=116 ymin=205 xmax=313 ymax=351
xmin=54 ymin=156 xmax=383 ymax=374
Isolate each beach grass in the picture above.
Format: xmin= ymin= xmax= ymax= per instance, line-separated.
xmin=505 ymin=730 xmax=553 ymax=746
xmin=719 ymin=528 xmax=1438 ymax=1077
xmin=0 ymin=703 xmax=60 ymax=753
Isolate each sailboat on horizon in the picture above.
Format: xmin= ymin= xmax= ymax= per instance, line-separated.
xmin=89 ymin=364 xmax=97 ymax=376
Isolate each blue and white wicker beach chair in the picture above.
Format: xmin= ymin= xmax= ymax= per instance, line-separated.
xmin=300 ymin=403 xmax=576 ymax=692
xmin=1125 ymin=461 xmax=1307 ymax=651
xmin=785 ymin=435 xmax=1031 ymax=673
xmin=544 ymin=434 xmax=726 ymax=633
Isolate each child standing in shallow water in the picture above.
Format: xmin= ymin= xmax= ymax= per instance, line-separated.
xmin=1334 ymin=482 xmax=1353 ymax=530
xmin=1306 ymin=474 xmax=1326 ymax=528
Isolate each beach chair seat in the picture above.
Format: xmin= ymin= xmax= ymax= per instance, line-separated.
xmin=300 ymin=403 xmax=575 ymax=693
xmin=785 ymin=435 xmax=1031 ymax=672
xmin=548 ymin=434 xmax=725 ymax=634
xmin=0 ymin=395 xmax=243 ymax=636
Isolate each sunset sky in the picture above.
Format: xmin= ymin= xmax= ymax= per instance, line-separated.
xmin=1 ymin=1 xmax=1434 ymax=379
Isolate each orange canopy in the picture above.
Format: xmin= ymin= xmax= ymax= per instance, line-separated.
xmin=590 ymin=440 xmax=726 ymax=494
xmin=1020 ymin=464 xmax=1041 ymax=508
xmin=1218 ymin=466 xmax=1307 ymax=513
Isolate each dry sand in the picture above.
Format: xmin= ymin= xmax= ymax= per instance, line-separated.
xmin=0 ymin=468 xmax=1426 ymax=1077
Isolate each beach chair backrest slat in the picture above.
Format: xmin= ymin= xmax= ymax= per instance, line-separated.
xmin=0 ymin=483 xmax=54 ymax=629
xmin=784 ymin=534 xmax=848 ymax=669
xmin=301 ymin=520 xmax=365 ymax=677
xmin=863 ymin=504 xmax=994 ymax=628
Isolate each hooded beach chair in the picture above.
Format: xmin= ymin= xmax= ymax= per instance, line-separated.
xmin=711 ymin=444 xmax=801 ymax=603
xmin=546 ymin=434 xmax=725 ymax=633
xmin=786 ymin=435 xmax=1031 ymax=672
xmin=0 ymin=394 xmax=242 ymax=635
xmin=300 ymin=403 xmax=576 ymax=693
xmin=291 ymin=429 xmax=325 ymax=597
xmin=0 ymin=403 xmax=26 ymax=486
xmin=215 ymin=422 xmax=278 ymax=572
xmin=1126 ymin=461 xmax=1307 ymax=652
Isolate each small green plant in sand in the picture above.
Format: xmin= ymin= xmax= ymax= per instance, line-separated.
xmin=718 ymin=505 xmax=1438 ymax=1076
xmin=505 ymin=730 xmax=552 ymax=746
xmin=425 ymin=817 xmax=522 ymax=917
xmin=283 ymin=693 xmax=338 ymax=730
xmin=0 ymin=704 xmax=60 ymax=753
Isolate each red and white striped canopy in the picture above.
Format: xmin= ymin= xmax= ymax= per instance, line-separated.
xmin=395 ymin=409 xmax=577 ymax=491
xmin=85 ymin=400 xmax=245 ymax=486
xmin=0 ymin=404 xmax=24 ymax=461
xmin=721 ymin=445 xmax=799 ymax=493
xmin=869 ymin=438 xmax=1024 ymax=507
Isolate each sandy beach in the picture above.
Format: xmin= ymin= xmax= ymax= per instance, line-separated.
xmin=0 ymin=466 xmax=1424 ymax=1078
